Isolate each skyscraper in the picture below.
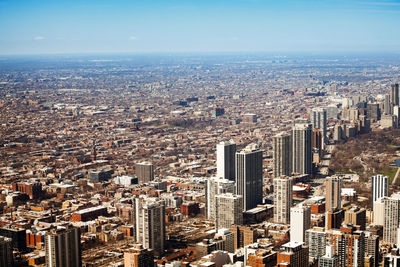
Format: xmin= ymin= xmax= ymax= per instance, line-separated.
xmin=372 ymin=174 xmax=389 ymax=204
xmin=216 ymin=140 xmax=236 ymax=181
xmin=391 ymin=83 xmax=399 ymax=110
xmin=273 ymin=176 xmax=293 ymax=224
xmin=273 ymin=132 xmax=292 ymax=178
xmin=292 ymin=121 xmax=313 ymax=175
xmin=310 ymin=108 xmax=327 ymax=142
xmin=135 ymin=197 xmax=165 ymax=256
xmin=206 ymin=177 xmax=235 ymax=219
xmin=290 ymin=204 xmax=311 ymax=243
xmin=235 ymin=144 xmax=263 ymax=211
xmin=383 ymin=193 xmax=400 ymax=244
xmin=215 ymin=193 xmax=243 ymax=230
xmin=45 ymin=226 xmax=82 ymax=267
xmin=325 ymin=176 xmax=341 ymax=212
xmin=385 ymin=94 xmax=392 ymax=115
xmin=135 ymin=162 xmax=154 ymax=183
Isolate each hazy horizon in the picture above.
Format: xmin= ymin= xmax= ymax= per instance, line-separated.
xmin=1 ymin=0 xmax=400 ymax=55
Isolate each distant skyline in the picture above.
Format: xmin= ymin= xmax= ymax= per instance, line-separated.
xmin=1 ymin=0 xmax=400 ymax=55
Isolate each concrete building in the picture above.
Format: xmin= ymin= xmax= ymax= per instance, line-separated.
xmin=373 ymin=197 xmax=385 ymax=226
xmin=0 ymin=236 xmax=13 ymax=267
xmin=124 ymin=245 xmax=154 ymax=267
xmin=206 ymin=177 xmax=235 ymax=220
xmin=274 ymin=176 xmax=293 ymax=224
xmin=292 ymin=121 xmax=313 ymax=175
xmin=215 ymin=193 xmax=243 ymax=230
xmin=325 ymin=176 xmax=341 ymax=212
xmin=216 ymin=140 xmax=236 ymax=181
xmin=290 ymin=204 xmax=311 ymax=243
xmin=135 ymin=162 xmax=154 ymax=183
xmin=383 ymin=193 xmax=400 ymax=244
xmin=235 ymin=144 xmax=263 ymax=211
xmin=45 ymin=226 xmax=82 ymax=267
xmin=273 ymin=132 xmax=292 ymax=178
xmin=135 ymin=197 xmax=165 ymax=256
xmin=305 ymin=227 xmax=326 ymax=259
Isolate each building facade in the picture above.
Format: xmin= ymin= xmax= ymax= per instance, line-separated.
xmin=235 ymin=144 xmax=263 ymax=211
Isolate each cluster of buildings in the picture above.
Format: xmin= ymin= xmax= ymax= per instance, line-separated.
xmin=1 ymin=55 xmax=400 ymax=266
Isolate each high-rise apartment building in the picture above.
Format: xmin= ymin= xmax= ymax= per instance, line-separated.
xmin=372 ymin=174 xmax=389 ymax=204
xmin=206 ymin=177 xmax=235 ymax=219
xmin=45 ymin=226 xmax=82 ymax=267
xmin=310 ymin=108 xmax=327 ymax=142
xmin=290 ymin=205 xmax=311 ymax=243
xmin=216 ymin=140 xmax=236 ymax=181
xmin=273 ymin=176 xmax=293 ymax=224
xmin=383 ymin=193 xmax=400 ymax=244
xmin=325 ymin=176 xmax=341 ymax=212
xmin=326 ymin=226 xmax=365 ymax=267
xmin=273 ymin=132 xmax=292 ymax=178
xmin=135 ymin=197 xmax=165 ymax=256
xmin=135 ymin=162 xmax=154 ymax=183
xmin=0 ymin=236 xmax=13 ymax=267
xmin=124 ymin=244 xmax=154 ymax=267
xmin=292 ymin=121 xmax=313 ymax=175
xmin=305 ymin=227 xmax=326 ymax=259
xmin=235 ymin=144 xmax=263 ymax=211
xmin=215 ymin=193 xmax=243 ymax=230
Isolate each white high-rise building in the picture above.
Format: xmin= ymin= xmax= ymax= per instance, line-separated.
xmin=290 ymin=204 xmax=311 ymax=243
xmin=217 ymin=140 xmax=236 ymax=181
xmin=373 ymin=197 xmax=385 ymax=226
xmin=292 ymin=121 xmax=313 ymax=175
xmin=235 ymin=144 xmax=263 ymax=211
xmin=206 ymin=177 xmax=235 ymax=219
xmin=135 ymin=197 xmax=165 ymax=256
xmin=273 ymin=132 xmax=292 ymax=178
xmin=383 ymin=193 xmax=400 ymax=244
xmin=372 ymin=174 xmax=389 ymax=205
xmin=45 ymin=225 xmax=82 ymax=267
xmin=273 ymin=176 xmax=293 ymax=224
xmin=215 ymin=193 xmax=243 ymax=230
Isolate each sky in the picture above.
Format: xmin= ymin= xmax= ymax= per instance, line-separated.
xmin=0 ymin=0 xmax=400 ymax=55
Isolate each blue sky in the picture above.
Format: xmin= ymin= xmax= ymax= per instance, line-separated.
xmin=0 ymin=0 xmax=400 ymax=54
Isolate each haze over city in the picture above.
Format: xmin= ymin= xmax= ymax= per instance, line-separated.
xmin=1 ymin=0 xmax=400 ymax=54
